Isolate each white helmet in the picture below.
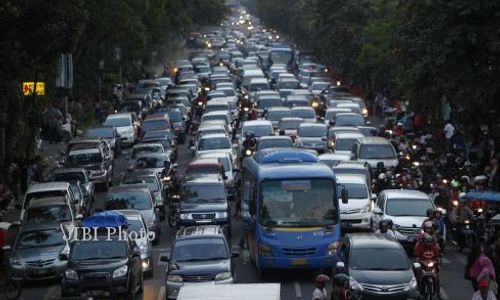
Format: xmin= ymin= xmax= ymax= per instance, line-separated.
xmin=378 ymin=173 xmax=387 ymax=180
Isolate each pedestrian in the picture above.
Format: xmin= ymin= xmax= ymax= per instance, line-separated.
xmin=471 ymin=279 xmax=497 ymax=300
xmin=466 ymin=243 xmax=496 ymax=292
xmin=45 ymin=103 xmax=63 ymax=144
xmin=444 ymin=120 xmax=455 ymax=152
xmin=312 ymin=274 xmax=330 ymax=300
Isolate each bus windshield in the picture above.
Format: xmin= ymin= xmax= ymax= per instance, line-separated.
xmin=259 ymin=179 xmax=337 ymax=227
xmin=270 ymin=49 xmax=293 ymax=66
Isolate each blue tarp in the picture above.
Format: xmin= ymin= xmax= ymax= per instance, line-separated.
xmin=82 ymin=211 xmax=128 ymax=228
xmin=460 ymin=191 xmax=500 ymax=202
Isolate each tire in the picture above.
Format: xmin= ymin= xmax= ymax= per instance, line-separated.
xmin=3 ymin=278 xmax=21 ymax=300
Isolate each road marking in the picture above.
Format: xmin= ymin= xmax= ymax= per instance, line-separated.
xmin=440 ymin=287 xmax=450 ymax=300
xmin=43 ymin=285 xmax=58 ymax=299
xmin=158 ymin=253 xmax=167 ymax=266
xmin=157 ymin=286 xmax=166 ymax=300
xmin=441 ymin=256 xmax=450 ymax=264
xmin=294 ymin=281 xmax=302 ymax=298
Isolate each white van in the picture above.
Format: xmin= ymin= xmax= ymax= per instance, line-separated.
xmin=177 ymin=283 xmax=281 ymax=300
xmin=241 ymin=69 xmax=265 ymax=90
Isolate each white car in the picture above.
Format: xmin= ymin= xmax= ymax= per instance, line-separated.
xmin=195 ymin=133 xmax=236 ymax=161
xmin=336 ymin=174 xmax=374 ymax=231
xmin=104 ymin=113 xmax=138 ymax=145
xmin=330 ymin=132 xmax=365 ymax=155
xmin=372 ymin=189 xmax=437 ymax=245
xmin=351 ymin=137 xmax=398 ymax=169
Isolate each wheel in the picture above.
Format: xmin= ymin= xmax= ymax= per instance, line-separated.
xmin=3 ymin=278 xmax=21 ymax=300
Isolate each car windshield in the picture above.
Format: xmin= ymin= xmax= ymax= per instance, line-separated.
xmin=279 ymin=81 xmax=298 ymax=89
xmin=250 ymin=83 xmax=269 ymax=91
xmin=359 ymin=144 xmax=395 ymax=159
xmin=53 ymin=172 xmax=86 ymax=182
xmin=144 ymin=120 xmax=168 ymax=131
xmin=71 ymin=240 xmax=127 ymax=260
xmin=298 ymin=126 xmax=326 ymax=137
xmin=312 ymin=82 xmax=330 ymax=90
xmin=168 ymin=111 xmax=182 ymax=122
xmin=183 ymin=184 xmax=226 ymax=203
xmin=203 ymin=115 xmax=228 ymax=124
xmin=25 ymin=205 xmax=72 ymax=224
xmin=171 ymin=238 xmax=228 ymax=262
xmin=279 ymin=120 xmax=302 ymax=130
xmin=121 ymin=176 xmax=159 ymax=192
xmin=135 ymin=156 xmax=165 ymax=169
xmin=242 ymin=125 xmax=273 ymax=137
xmin=68 ymin=151 xmax=102 ymax=165
xmin=342 ymin=183 xmax=368 ymax=199
xmin=350 ymin=248 xmax=410 ymax=271
xmin=127 ymin=219 xmax=145 ymax=234
xmin=259 ymin=99 xmax=282 ymax=110
xmin=205 ymin=105 xmax=229 ymax=113
xmin=104 ymin=117 xmax=131 ymax=127
xmin=386 ymin=198 xmax=432 ymax=217
xmin=17 ymin=229 xmax=65 ymax=249
xmin=198 ymin=137 xmax=230 ymax=150
xmin=268 ymin=110 xmax=292 ymax=122
xmin=86 ymin=128 xmax=114 ymax=138
xmin=260 ymin=179 xmax=337 ymax=227
xmin=335 ymin=138 xmax=358 ymax=151
xmin=292 ymin=109 xmax=315 ymax=119
xmin=257 ymin=139 xmax=292 ymax=151
xmin=335 ymin=114 xmax=364 ymax=126
xmin=106 ymin=191 xmax=152 ymax=210
xmin=132 ymin=146 xmax=163 ymax=158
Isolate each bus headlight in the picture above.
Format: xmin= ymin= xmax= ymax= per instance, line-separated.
xmin=258 ymin=243 xmax=273 ymax=257
xmin=327 ymin=241 xmax=340 ymax=256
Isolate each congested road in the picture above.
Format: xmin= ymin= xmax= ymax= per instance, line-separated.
xmin=5 ymin=8 xmax=478 ymax=300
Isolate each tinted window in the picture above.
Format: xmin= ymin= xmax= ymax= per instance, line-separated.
xmin=198 ymin=137 xmax=231 ymax=150
xmin=132 ymin=145 xmax=163 ymax=158
xmin=121 ymin=176 xmax=159 ymax=192
xmin=385 ymin=198 xmax=433 ymax=217
xmin=127 ymin=219 xmax=145 ymax=234
xmin=279 ymin=120 xmax=302 ymax=130
xmin=144 ymin=120 xmax=168 ymax=131
xmin=298 ymin=126 xmax=327 ymax=137
xmin=67 ymin=151 xmax=102 ymax=165
xmin=135 ymin=156 xmax=165 ymax=169
xmin=86 ymin=127 xmax=114 ymax=138
xmin=335 ymin=138 xmax=358 ymax=151
xmin=350 ymin=248 xmax=409 ymax=270
xmin=104 ymin=117 xmax=131 ymax=127
xmin=242 ymin=125 xmax=273 ymax=137
xmin=292 ymin=109 xmax=315 ymax=119
xmin=335 ymin=114 xmax=364 ymax=126
xmin=53 ymin=172 xmax=86 ymax=182
xmin=259 ymin=98 xmax=282 ymax=109
xmin=25 ymin=205 xmax=71 ymax=224
xmin=17 ymin=229 xmax=64 ymax=249
xmin=258 ymin=139 xmax=292 ymax=151
xmin=168 ymin=111 xmax=182 ymax=122
xmin=268 ymin=110 xmax=292 ymax=122
xmin=106 ymin=191 xmax=152 ymax=210
xmin=71 ymin=240 xmax=127 ymax=260
xmin=359 ymin=144 xmax=395 ymax=159
xmin=183 ymin=184 xmax=226 ymax=202
xmin=343 ymin=183 xmax=368 ymax=199
xmin=171 ymin=238 xmax=228 ymax=262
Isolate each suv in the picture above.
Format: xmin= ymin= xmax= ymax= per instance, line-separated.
xmin=174 ymin=174 xmax=230 ymax=234
xmin=161 ymin=225 xmax=239 ymax=299
xmin=64 ymin=139 xmax=114 ymax=189
xmin=85 ymin=125 xmax=122 ymax=156
xmin=372 ymin=189 xmax=435 ymax=246
xmin=337 ymin=233 xmax=420 ymax=299
xmin=60 ymin=212 xmax=143 ymax=298
xmin=351 ymin=137 xmax=398 ymax=170
xmin=104 ymin=113 xmax=140 ymax=146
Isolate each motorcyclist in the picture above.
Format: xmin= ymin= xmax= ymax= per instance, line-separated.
xmin=375 ymin=219 xmax=396 ymax=239
xmin=312 ymin=274 xmax=330 ymax=300
xmin=330 ymin=273 xmax=350 ymax=300
xmin=242 ymin=132 xmax=257 ymax=157
xmin=414 ymin=233 xmax=441 ymax=297
xmin=430 ymin=209 xmax=446 ymax=251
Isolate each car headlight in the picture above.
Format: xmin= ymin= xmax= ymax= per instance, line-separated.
xmin=113 ymin=265 xmax=128 ymax=278
xmin=258 ymin=243 xmax=273 ymax=257
xmin=65 ymin=268 xmax=79 ymax=280
xmin=350 ymin=276 xmax=363 ymax=291
xmin=327 ymin=241 xmax=340 ymax=256
xmin=9 ymin=257 xmax=22 ymax=266
xmin=216 ymin=211 xmax=228 ymax=219
xmin=360 ymin=202 xmax=372 ymax=213
xmin=362 ymin=108 xmax=368 ymax=115
xmin=167 ymin=274 xmax=183 ymax=282
xmin=179 ymin=213 xmax=192 ymax=220
xmin=215 ymin=272 xmax=232 ymax=281
xmin=125 ymin=128 xmax=134 ymax=134
xmin=405 ymin=276 xmax=418 ymax=291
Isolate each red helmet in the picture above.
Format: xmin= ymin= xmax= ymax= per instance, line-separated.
xmin=315 ymin=274 xmax=331 ymax=288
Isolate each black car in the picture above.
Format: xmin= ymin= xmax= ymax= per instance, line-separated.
xmin=174 ymin=174 xmax=230 ymax=235
xmin=60 ymin=223 xmax=143 ymax=298
xmin=85 ymin=125 xmax=122 ymax=156
xmin=337 ymin=233 xmax=420 ymax=300
xmin=161 ymin=225 xmax=239 ymax=299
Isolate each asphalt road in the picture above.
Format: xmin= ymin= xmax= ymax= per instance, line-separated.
xmin=7 ymin=136 xmax=474 ymax=300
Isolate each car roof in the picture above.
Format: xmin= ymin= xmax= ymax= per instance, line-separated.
xmin=279 ymin=117 xmax=304 ymax=122
xmin=356 ymin=137 xmax=391 ymax=145
xmin=188 ymin=158 xmax=221 ymax=167
xmin=259 ymin=136 xmax=292 ymax=141
xmin=197 ymin=152 xmax=231 ymax=159
xmin=184 ymin=173 xmax=224 ymax=184
xmin=347 ymin=233 xmax=403 ymax=250
xmin=199 ymin=133 xmax=230 ymax=139
xmin=176 ymin=225 xmax=225 ymax=239
xmin=318 ymin=153 xmax=351 ymax=160
xmin=53 ymin=168 xmax=87 ymax=174
xmin=27 ymin=196 xmax=69 ymax=208
xmin=333 ymin=161 xmax=369 ymax=169
xmin=243 ymin=120 xmax=273 ymax=126
xmin=334 ymin=132 xmax=365 ymax=138
xmin=106 ymin=113 xmax=131 ymax=118
xmin=111 ymin=209 xmax=143 ymax=219
xmin=27 ymin=182 xmax=70 ymax=193
xmin=382 ymin=189 xmax=430 ymax=199
xmin=335 ymin=174 xmax=367 ymax=185
xmin=267 ymin=107 xmax=290 ymax=112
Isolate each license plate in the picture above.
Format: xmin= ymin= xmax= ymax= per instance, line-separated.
xmin=32 ymin=269 xmax=49 ymax=275
xmin=290 ymin=258 xmax=308 ymax=266
xmin=88 ymin=290 xmax=107 ymax=296
xmin=341 ymin=221 xmax=351 ymax=227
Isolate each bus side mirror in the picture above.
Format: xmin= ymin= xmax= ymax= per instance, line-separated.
xmin=249 ymin=200 xmax=256 ymax=215
xmin=341 ymin=189 xmax=348 ymax=204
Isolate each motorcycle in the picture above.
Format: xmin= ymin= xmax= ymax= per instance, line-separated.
xmin=417 ymin=260 xmax=440 ymax=300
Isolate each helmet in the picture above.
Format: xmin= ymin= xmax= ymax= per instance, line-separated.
xmin=460 ymin=175 xmax=470 ymax=185
xmin=379 ymin=219 xmax=388 ymax=232
xmin=315 ymin=274 xmax=331 ymax=288
xmin=423 ymin=233 xmax=433 ymax=246
xmin=451 ymin=179 xmax=461 ymax=190
xmin=474 ymin=175 xmax=488 ymax=184
xmin=426 ymin=208 xmax=434 ymax=218
xmin=378 ymin=173 xmax=387 ymax=180
xmin=396 ymin=122 xmax=403 ymax=127
xmin=423 ymin=221 xmax=433 ymax=231
xmin=245 ymin=131 xmax=255 ymax=140
xmin=386 ymin=218 xmax=394 ymax=228
xmin=333 ymin=273 xmax=349 ymax=287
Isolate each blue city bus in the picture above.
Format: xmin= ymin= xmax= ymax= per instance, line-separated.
xmin=240 ymin=148 xmax=347 ymax=274
xmin=269 ymin=46 xmax=294 ymax=72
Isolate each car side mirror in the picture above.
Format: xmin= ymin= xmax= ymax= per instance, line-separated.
xmin=366 ymin=120 xmax=371 ymax=125
xmin=76 ymin=214 xmax=83 ymax=220
xmin=341 ymin=188 xmax=348 ymax=204
xmin=321 ymin=137 xmax=327 ymax=141
xmin=59 ymin=253 xmax=68 ymax=261
xmin=160 ymin=255 xmax=170 ymax=262
xmin=371 ymin=195 xmax=377 ymax=201
xmin=2 ymin=245 xmax=11 ymax=251
xmin=413 ymin=262 xmax=421 ymax=269
xmin=249 ymin=200 xmax=256 ymax=215
xmin=373 ymin=207 xmax=383 ymax=215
